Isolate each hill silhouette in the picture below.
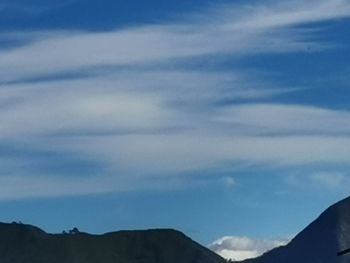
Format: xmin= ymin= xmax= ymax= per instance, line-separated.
xmin=243 ymin=196 xmax=350 ymax=263
xmin=0 ymin=222 xmax=225 ymax=263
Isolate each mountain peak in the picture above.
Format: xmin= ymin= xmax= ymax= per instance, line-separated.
xmin=243 ymin=196 xmax=350 ymax=263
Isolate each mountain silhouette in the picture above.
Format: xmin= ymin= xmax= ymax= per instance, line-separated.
xmin=243 ymin=196 xmax=350 ymax=263
xmin=0 ymin=222 xmax=225 ymax=263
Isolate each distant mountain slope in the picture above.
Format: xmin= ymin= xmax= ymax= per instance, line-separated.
xmin=243 ymin=196 xmax=350 ymax=263
xmin=0 ymin=223 xmax=225 ymax=263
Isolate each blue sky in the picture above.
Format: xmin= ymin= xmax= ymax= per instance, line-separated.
xmin=1 ymin=0 xmax=350 ymax=260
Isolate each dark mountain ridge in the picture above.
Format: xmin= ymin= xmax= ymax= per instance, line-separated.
xmin=0 ymin=222 xmax=226 ymax=263
xmin=243 ymin=196 xmax=350 ymax=263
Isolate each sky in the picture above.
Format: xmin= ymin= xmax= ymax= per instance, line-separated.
xmin=1 ymin=0 xmax=350 ymax=260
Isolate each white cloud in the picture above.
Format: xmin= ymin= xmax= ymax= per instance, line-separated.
xmin=3 ymin=83 xmax=350 ymax=198
xmin=224 ymin=0 xmax=350 ymax=30
xmin=209 ymin=236 xmax=291 ymax=261
xmin=0 ymin=172 xmax=198 ymax=200
xmin=0 ymin=88 xmax=170 ymax=137
xmin=0 ymin=71 xmax=293 ymax=139
xmin=0 ymin=0 xmax=349 ymax=82
xmin=37 ymin=134 xmax=350 ymax=177
xmin=0 ymin=0 xmax=350 ymax=199
xmin=2 ymin=78 xmax=350 ymax=197
xmin=217 ymin=104 xmax=350 ymax=135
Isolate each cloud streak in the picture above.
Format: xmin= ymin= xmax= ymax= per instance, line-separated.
xmin=0 ymin=0 xmax=350 ymax=199
xmin=287 ymin=171 xmax=350 ymax=192
xmin=217 ymin=104 xmax=350 ymax=135
xmin=1 ymin=0 xmax=349 ymax=82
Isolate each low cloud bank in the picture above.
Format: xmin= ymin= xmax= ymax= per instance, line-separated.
xmin=209 ymin=236 xmax=291 ymax=261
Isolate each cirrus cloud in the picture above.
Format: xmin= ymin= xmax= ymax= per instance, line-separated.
xmin=0 ymin=0 xmax=350 ymax=199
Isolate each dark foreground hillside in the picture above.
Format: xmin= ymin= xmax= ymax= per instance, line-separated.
xmin=0 ymin=223 xmax=225 ymax=263
xmin=243 ymin=196 xmax=350 ymax=263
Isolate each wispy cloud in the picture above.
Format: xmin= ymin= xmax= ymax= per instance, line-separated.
xmin=310 ymin=172 xmax=348 ymax=189
xmin=221 ymin=0 xmax=350 ymax=30
xmin=217 ymin=104 xmax=350 ymax=135
xmin=1 ymin=0 xmax=349 ymax=82
xmin=287 ymin=171 xmax=350 ymax=192
xmin=0 ymin=0 xmax=350 ymax=199
xmin=0 ymin=172 xmax=197 ymax=200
